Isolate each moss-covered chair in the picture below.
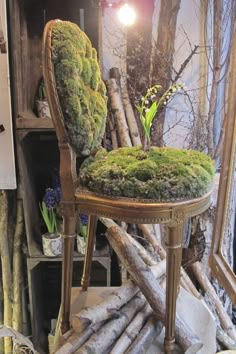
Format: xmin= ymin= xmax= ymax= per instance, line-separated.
xmin=42 ymin=20 xmax=214 ymax=354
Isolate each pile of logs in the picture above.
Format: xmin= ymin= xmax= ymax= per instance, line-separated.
xmin=55 ymin=68 xmax=236 ymax=353
xmin=55 ymin=219 xmax=236 ymax=354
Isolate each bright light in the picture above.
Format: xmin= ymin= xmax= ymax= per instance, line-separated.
xmin=117 ymin=3 xmax=136 ymax=26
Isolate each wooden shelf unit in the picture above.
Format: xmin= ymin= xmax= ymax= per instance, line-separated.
xmin=16 ymin=113 xmax=54 ymax=130
xmin=8 ymin=1 xmax=105 ymax=352
xmin=27 ymin=249 xmax=111 ymax=353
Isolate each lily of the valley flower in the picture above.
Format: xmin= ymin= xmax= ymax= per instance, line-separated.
xmin=136 ymin=82 xmax=185 ymax=151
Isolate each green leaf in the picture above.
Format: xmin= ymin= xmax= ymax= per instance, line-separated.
xmin=39 ymin=201 xmax=57 ymax=233
xmin=80 ymin=224 xmax=88 ymax=239
xmin=145 ymin=101 xmax=157 ymax=132
xmin=140 ymin=115 xmax=150 ymax=139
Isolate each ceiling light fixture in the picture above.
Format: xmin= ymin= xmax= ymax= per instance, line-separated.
xmin=117 ymin=3 xmax=136 ymax=26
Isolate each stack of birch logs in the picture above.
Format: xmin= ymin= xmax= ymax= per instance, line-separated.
xmin=0 ymin=191 xmax=30 ymax=354
xmin=55 ymin=68 xmax=236 ymax=354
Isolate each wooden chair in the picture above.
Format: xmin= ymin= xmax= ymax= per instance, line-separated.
xmin=42 ymin=20 xmax=213 ymax=353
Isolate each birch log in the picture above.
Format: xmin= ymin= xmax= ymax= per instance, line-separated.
xmin=0 ymin=275 xmax=3 ymax=354
xmin=76 ymin=295 xmax=146 ymax=354
xmin=126 ymin=316 xmax=163 ymax=354
xmin=12 ymin=198 xmax=23 ymax=332
xmin=217 ymin=326 xmax=236 ymax=350
xmin=100 ymin=218 xmax=157 ymax=266
xmin=120 ymin=84 xmax=142 ymax=146
xmin=55 ymin=321 xmax=105 ymax=354
xmin=106 ymin=78 xmax=132 ymax=147
xmin=109 ymin=68 xmax=141 ymax=146
xmin=72 ymin=281 xmax=140 ymax=333
xmin=72 ymin=260 xmax=166 ymax=333
xmin=102 ymin=219 xmax=201 ymax=299
xmin=191 ymin=261 xmax=236 ymax=341
xmin=0 ymin=191 xmax=12 ymax=354
xmin=110 ymin=303 xmax=152 ymax=354
xmin=106 ymin=225 xmax=203 ymax=353
xmin=138 ymin=224 xmax=165 ymax=257
xmin=138 ymin=223 xmax=201 ymax=299
xmin=108 ymin=118 xmax=118 ymax=149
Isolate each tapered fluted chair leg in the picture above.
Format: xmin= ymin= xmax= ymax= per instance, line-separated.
xmin=164 ymin=223 xmax=184 ymax=354
xmin=81 ymin=215 xmax=97 ymax=291
xmin=61 ymin=215 xmax=76 ymax=334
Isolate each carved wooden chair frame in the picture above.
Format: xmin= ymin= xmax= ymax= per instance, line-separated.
xmin=42 ymin=19 xmax=214 ymax=353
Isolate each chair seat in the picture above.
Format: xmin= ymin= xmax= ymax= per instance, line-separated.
xmin=77 ymin=146 xmax=214 ymax=224
xmin=75 ymin=187 xmax=212 ymax=224
xmin=79 ymin=146 xmax=214 ymax=202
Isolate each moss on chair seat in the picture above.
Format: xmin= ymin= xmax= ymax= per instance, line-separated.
xmin=79 ymin=146 xmax=215 ymax=201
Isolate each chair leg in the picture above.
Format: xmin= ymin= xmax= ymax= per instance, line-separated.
xmin=61 ymin=215 xmax=76 ymax=334
xmin=81 ymin=215 xmax=97 ymax=291
xmin=164 ymin=223 xmax=184 ymax=354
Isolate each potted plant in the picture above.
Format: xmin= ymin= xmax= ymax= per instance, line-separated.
xmin=39 ymin=186 xmax=62 ymax=257
xmin=35 ymin=78 xmax=51 ymax=118
xmin=77 ymin=214 xmax=89 ymax=255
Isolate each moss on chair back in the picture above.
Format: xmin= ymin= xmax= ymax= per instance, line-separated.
xmin=80 ymin=146 xmax=215 ymax=201
xmin=51 ymin=21 xmax=107 ymax=157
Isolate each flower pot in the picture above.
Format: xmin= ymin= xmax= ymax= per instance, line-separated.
xmin=76 ymin=235 xmax=87 ymax=255
xmin=42 ymin=232 xmax=62 ymax=257
xmin=36 ymin=99 xmax=51 ymax=118
xmin=76 ymin=234 xmax=96 ymax=255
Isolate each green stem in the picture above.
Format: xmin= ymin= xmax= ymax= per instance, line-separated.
xmin=143 ymin=137 xmax=151 ymax=152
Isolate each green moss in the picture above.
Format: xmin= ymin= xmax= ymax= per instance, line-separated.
xmin=98 ymin=81 xmax=107 ymax=97
xmin=81 ymin=57 xmax=92 ymax=85
xmin=92 ymin=48 xmax=97 ymax=60
xmin=80 ymin=146 xmax=215 ymax=201
xmin=90 ymin=59 xmax=100 ymax=91
xmin=51 ymin=21 xmax=107 ymax=157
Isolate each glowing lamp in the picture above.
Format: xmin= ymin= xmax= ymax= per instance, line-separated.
xmin=117 ymin=3 xmax=136 ymax=26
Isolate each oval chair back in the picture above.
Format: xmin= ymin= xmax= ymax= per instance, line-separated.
xmin=42 ymin=19 xmax=107 ymax=201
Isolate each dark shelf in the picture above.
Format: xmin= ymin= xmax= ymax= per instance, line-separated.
xmin=16 ymin=111 xmax=54 ymax=130
xmin=27 ymin=244 xmax=111 ymax=264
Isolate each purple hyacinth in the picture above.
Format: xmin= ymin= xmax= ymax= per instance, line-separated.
xmin=80 ymin=214 xmax=88 ymax=225
xmin=52 ymin=176 xmax=61 ymax=204
xmin=44 ymin=188 xmax=57 ymax=209
xmin=54 ymin=185 xmax=61 ymax=204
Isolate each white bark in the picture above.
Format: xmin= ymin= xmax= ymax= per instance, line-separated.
xmin=126 ymin=316 xmax=163 ymax=354
xmin=55 ymin=322 xmax=105 ymax=354
xmin=72 ymin=259 xmax=166 ymax=333
xmin=12 ymin=198 xmax=23 ymax=332
xmin=100 ymin=218 xmax=157 ymax=266
xmin=106 ymin=225 xmax=203 ymax=352
xmin=110 ymin=304 xmax=152 ymax=354
xmin=106 ymin=78 xmax=132 ymax=147
xmin=120 ymin=84 xmax=141 ymax=146
xmin=76 ymin=295 xmax=146 ymax=354
xmin=0 ymin=191 xmax=12 ymax=354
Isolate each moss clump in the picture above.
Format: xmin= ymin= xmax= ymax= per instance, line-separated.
xmin=51 ymin=21 xmax=107 ymax=157
xmin=79 ymin=146 xmax=215 ymax=201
